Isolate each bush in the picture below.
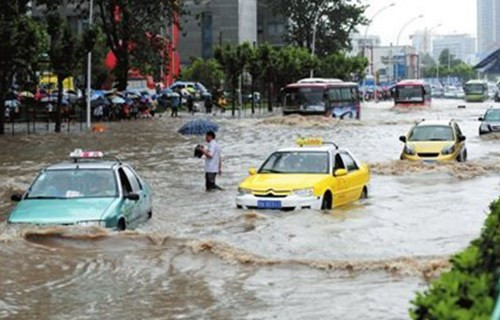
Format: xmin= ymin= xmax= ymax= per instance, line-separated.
xmin=410 ymin=199 xmax=500 ymax=319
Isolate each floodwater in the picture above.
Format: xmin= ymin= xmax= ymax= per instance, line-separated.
xmin=1 ymin=99 xmax=499 ymax=319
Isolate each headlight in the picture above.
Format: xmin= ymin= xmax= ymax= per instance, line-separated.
xmin=404 ymin=145 xmax=416 ymax=155
xmin=480 ymin=123 xmax=491 ymax=132
xmin=77 ymin=221 xmax=106 ymax=227
xmin=293 ymin=188 xmax=314 ymax=197
xmin=238 ymin=188 xmax=252 ymax=196
xmin=441 ymin=145 xmax=455 ymax=155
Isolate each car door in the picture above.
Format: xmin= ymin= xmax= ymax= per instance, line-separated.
xmin=122 ymin=166 xmax=147 ymax=222
xmin=340 ymin=152 xmax=364 ymax=202
xmin=117 ymin=168 xmax=135 ymax=224
xmin=330 ymin=153 xmax=348 ymax=206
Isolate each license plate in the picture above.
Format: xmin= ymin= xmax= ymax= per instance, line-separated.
xmin=423 ymin=160 xmax=436 ymax=164
xmin=257 ymin=200 xmax=282 ymax=209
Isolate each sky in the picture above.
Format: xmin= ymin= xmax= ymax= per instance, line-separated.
xmin=362 ymin=0 xmax=477 ymax=45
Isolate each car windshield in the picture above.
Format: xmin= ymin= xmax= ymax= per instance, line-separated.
xmin=259 ymin=151 xmax=329 ymax=174
xmin=465 ymin=84 xmax=486 ymax=94
xmin=485 ymin=110 xmax=500 ymax=121
xmin=285 ymin=87 xmax=326 ymax=107
xmin=396 ymin=86 xmax=424 ymax=102
xmin=27 ymin=169 xmax=118 ymax=199
xmin=409 ymin=125 xmax=454 ymax=142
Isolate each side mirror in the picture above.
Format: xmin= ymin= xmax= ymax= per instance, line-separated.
xmin=126 ymin=193 xmax=140 ymax=201
xmin=334 ymin=169 xmax=348 ymax=177
xmin=11 ymin=194 xmax=22 ymax=202
xmin=478 ymin=117 xmax=484 ymax=121
xmin=459 ymin=135 xmax=466 ymax=142
xmin=249 ymin=168 xmax=257 ymax=175
xmin=399 ymin=136 xmax=407 ymax=143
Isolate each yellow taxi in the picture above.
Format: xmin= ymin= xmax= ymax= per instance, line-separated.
xmin=399 ymin=120 xmax=467 ymax=162
xmin=236 ymin=138 xmax=371 ymax=211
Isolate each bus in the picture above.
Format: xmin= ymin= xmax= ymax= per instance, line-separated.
xmin=464 ymin=80 xmax=488 ymax=102
xmin=394 ymin=80 xmax=432 ymax=107
xmin=282 ymin=79 xmax=361 ymax=119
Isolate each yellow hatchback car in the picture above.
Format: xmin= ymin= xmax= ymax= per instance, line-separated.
xmin=399 ymin=120 xmax=467 ymax=162
xmin=236 ymin=139 xmax=371 ymax=211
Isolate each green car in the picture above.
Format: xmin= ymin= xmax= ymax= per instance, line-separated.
xmin=8 ymin=151 xmax=152 ymax=230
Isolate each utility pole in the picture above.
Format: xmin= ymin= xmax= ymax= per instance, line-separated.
xmin=86 ymin=0 xmax=94 ymax=130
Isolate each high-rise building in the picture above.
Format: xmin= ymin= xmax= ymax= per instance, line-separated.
xmin=432 ymin=34 xmax=477 ymax=64
xmin=477 ymin=0 xmax=500 ymax=56
xmin=178 ymin=0 xmax=257 ymax=64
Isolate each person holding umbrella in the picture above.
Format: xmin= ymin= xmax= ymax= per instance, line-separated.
xmin=196 ymin=131 xmax=223 ymax=191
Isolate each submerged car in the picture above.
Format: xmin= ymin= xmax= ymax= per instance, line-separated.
xmin=399 ymin=120 xmax=467 ymax=162
xmin=478 ymin=107 xmax=500 ymax=135
xmin=8 ymin=150 xmax=152 ymax=230
xmin=236 ymin=138 xmax=370 ymax=211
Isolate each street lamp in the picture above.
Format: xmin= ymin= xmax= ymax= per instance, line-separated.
xmin=363 ymin=2 xmax=396 ymax=58
xmin=310 ymin=0 xmax=328 ymax=78
xmin=395 ymin=14 xmax=424 ymax=81
xmin=361 ymin=2 xmax=396 ymax=101
xmin=86 ymin=0 xmax=94 ymax=130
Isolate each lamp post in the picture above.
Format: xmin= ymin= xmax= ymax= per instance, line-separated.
xmin=361 ymin=2 xmax=395 ymax=101
xmin=395 ymin=14 xmax=424 ymax=81
xmin=310 ymin=0 xmax=328 ymax=78
xmin=86 ymin=0 xmax=94 ymax=129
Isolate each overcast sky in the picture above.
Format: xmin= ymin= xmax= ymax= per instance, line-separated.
xmin=362 ymin=0 xmax=477 ymax=45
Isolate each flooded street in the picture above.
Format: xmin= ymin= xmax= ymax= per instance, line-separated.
xmin=1 ymin=99 xmax=499 ymax=319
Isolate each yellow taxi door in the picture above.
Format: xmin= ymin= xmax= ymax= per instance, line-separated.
xmin=331 ymin=153 xmax=348 ymax=206
xmin=340 ymin=152 xmax=365 ymax=202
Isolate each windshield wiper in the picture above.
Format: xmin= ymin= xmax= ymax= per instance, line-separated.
xmin=27 ymin=196 xmax=66 ymax=200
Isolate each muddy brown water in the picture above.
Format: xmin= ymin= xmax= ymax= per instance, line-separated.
xmin=1 ymin=100 xmax=499 ymax=319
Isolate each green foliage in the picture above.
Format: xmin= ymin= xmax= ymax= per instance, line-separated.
xmin=315 ymin=52 xmax=367 ymax=81
xmin=410 ymin=199 xmax=500 ymax=320
xmin=179 ymin=58 xmax=223 ymax=92
xmin=0 ymin=0 xmax=44 ymax=135
xmin=277 ymin=0 xmax=367 ymax=55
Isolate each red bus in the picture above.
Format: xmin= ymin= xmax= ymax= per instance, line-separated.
xmin=282 ymin=79 xmax=361 ymax=119
xmin=394 ymin=80 xmax=432 ymax=107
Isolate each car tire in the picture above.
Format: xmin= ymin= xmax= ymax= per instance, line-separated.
xmin=457 ymin=148 xmax=467 ymax=162
xmin=321 ymin=192 xmax=332 ymax=211
xmin=117 ymin=218 xmax=127 ymax=231
xmin=360 ymin=187 xmax=368 ymax=200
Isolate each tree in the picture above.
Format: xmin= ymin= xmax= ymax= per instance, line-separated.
xmin=0 ymin=1 xmax=45 ymax=135
xmin=179 ymin=58 xmax=224 ymax=92
xmin=315 ymin=52 xmax=367 ymax=81
xmin=277 ymin=0 xmax=366 ymax=56
xmin=214 ymin=43 xmax=250 ymax=116
xmin=246 ymin=44 xmax=262 ymax=115
xmin=438 ymin=49 xmax=462 ymax=68
xmin=46 ymin=13 xmax=96 ymax=132
xmin=93 ymin=0 xmax=181 ymax=90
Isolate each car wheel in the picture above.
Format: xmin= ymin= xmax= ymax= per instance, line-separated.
xmin=321 ymin=192 xmax=332 ymax=211
xmin=360 ymin=187 xmax=368 ymax=200
xmin=457 ymin=148 xmax=467 ymax=162
xmin=117 ymin=218 xmax=127 ymax=231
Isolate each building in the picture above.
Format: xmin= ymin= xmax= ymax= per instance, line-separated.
xmin=349 ymin=33 xmax=381 ymax=57
xmin=410 ymin=29 xmax=438 ymax=54
xmin=368 ymin=46 xmax=419 ymax=83
xmin=31 ymin=1 xmax=89 ymax=34
xmin=477 ymin=0 xmax=500 ymax=57
xmin=257 ymin=0 xmax=286 ymax=47
xmin=432 ymin=34 xmax=477 ymax=64
xmin=178 ymin=0 xmax=257 ymax=64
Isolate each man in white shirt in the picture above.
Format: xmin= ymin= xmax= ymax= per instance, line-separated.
xmin=199 ymin=131 xmax=222 ymax=191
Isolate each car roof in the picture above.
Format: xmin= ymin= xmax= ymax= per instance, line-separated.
xmin=277 ymin=145 xmax=346 ymax=153
xmin=46 ymin=161 xmax=120 ymax=171
xmin=416 ymin=120 xmax=453 ymax=127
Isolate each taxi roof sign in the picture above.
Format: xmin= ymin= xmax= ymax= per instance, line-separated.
xmin=70 ymin=149 xmax=104 ymax=161
xmin=296 ymin=137 xmax=339 ymax=149
xmin=296 ymin=137 xmax=323 ymax=147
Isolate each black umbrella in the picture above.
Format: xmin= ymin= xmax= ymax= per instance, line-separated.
xmin=178 ymin=119 xmax=219 ymax=136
